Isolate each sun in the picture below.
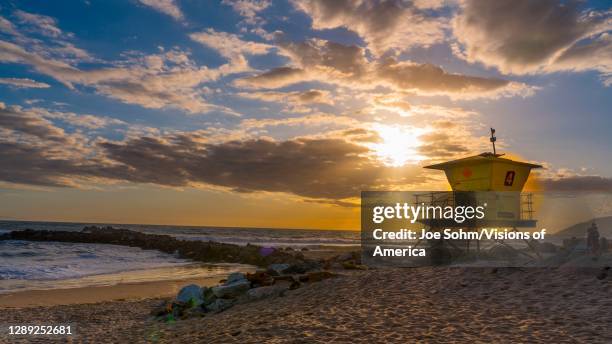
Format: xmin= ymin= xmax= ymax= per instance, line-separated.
xmin=370 ymin=124 xmax=427 ymax=167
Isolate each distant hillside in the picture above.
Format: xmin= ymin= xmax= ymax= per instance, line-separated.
xmin=552 ymin=216 xmax=612 ymax=239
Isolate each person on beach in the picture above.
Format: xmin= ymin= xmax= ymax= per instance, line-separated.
xmin=600 ymin=237 xmax=609 ymax=253
xmin=586 ymin=222 xmax=600 ymax=255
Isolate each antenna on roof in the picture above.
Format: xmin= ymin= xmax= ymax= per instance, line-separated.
xmin=490 ymin=128 xmax=497 ymax=155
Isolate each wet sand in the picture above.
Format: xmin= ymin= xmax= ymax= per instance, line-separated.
xmin=2 ymin=267 xmax=610 ymax=343
xmin=0 ymin=275 xmax=229 ymax=308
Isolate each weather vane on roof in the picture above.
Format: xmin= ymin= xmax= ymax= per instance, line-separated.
xmin=490 ymin=128 xmax=497 ymax=155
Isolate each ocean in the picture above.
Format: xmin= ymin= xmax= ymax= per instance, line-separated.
xmin=0 ymin=220 xmax=359 ymax=294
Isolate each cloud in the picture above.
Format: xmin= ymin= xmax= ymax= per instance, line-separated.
xmin=238 ymin=38 xmax=535 ymax=98
xmin=238 ymin=112 xmax=359 ymax=131
xmin=278 ymin=38 xmax=368 ymax=78
xmin=417 ymin=131 xmax=470 ymax=159
xmin=0 ymin=141 xmax=83 ymax=187
xmin=235 ymin=66 xmax=308 ymax=88
xmin=374 ymin=59 xmax=536 ymax=98
xmin=237 ymin=89 xmax=334 ymax=108
xmin=452 ymin=0 xmax=612 ymax=83
xmin=14 ymin=10 xmax=65 ymax=38
xmin=138 ymin=0 xmax=184 ymax=21
xmin=0 ymin=104 xmax=130 ymax=187
xmin=0 ymin=16 xmax=18 ymax=35
xmin=1 ymin=11 xmax=94 ymax=63
xmin=0 ymin=77 xmax=50 ymax=88
xmin=99 ymin=135 xmax=426 ymax=199
xmin=222 ymin=0 xmax=271 ymax=25
xmin=0 ymin=103 xmax=429 ymax=200
xmin=549 ymin=34 xmax=612 ymax=86
xmin=190 ymin=29 xmax=274 ymax=69
xmin=0 ymin=104 xmax=67 ymax=142
xmin=291 ymin=0 xmax=448 ymax=55
xmin=29 ymin=108 xmax=126 ymax=129
xmin=0 ymin=39 xmax=236 ymax=114
xmin=541 ymin=175 xmax=612 ymax=193
xmin=0 ymin=40 xmax=88 ymax=88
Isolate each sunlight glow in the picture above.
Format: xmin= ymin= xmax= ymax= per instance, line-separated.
xmin=370 ymin=124 xmax=427 ymax=167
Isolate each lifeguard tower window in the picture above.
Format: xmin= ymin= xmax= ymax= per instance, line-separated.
xmin=504 ymin=171 xmax=515 ymax=186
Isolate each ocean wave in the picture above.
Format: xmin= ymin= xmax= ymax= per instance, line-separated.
xmin=0 ymin=240 xmax=192 ymax=281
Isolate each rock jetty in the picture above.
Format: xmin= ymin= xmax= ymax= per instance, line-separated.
xmin=0 ymin=226 xmax=311 ymax=268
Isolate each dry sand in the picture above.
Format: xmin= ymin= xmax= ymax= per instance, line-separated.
xmin=1 ymin=267 xmax=610 ymax=343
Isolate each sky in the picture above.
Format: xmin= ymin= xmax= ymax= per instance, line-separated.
xmin=0 ymin=0 xmax=610 ymax=230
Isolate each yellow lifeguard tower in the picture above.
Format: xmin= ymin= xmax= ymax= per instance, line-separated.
xmin=416 ymin=129 xmax=543 ymax=263
xmin=420 ymin=128 xmax=542 ymax=227
xmin=425 ymin=128 xmax=541 ymax=192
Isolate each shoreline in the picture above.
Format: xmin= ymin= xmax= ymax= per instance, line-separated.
xmin=0 ymin=275 xmax=230 ymax=308
xmin=0 ymin=245 xmax=351 ymax=309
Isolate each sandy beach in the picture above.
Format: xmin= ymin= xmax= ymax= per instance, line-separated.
xmin=2 ymin=267 xmax=610 ymax=343
xmin=0 ymin=275 xmax=235 ymax=308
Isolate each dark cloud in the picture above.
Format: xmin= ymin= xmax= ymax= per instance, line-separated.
xmin=417 ymin=132 xmax=470 ymax=158
xmin=100 ymin=135 xmax=426 ymax=199
xmin=297 ymin=90 xmax=329 ymax=103
xmin=0 ymin=141 xmax=76 ymax=186
xmin=235 ymin=66 xmax=307 ymax=88
xmin=541 ymin=176 xmax=612 ymax=193
xmin=0 ymin=106 xmax=426 ymax=200
xmin=237 ymin=89 xmax=334 ymax=106
xmin=279 ymin=39 xmax=367 ymax=77
xmin=0 ymin=140 xmax=128 ymax=188
xmin=291 ymin=0 xmax=447 ymax=55
xmin=452 ymin=0 xmax=611 ymax=79
xmin=0 ymin=104 xmax=66 ymax=142
xmin=375 ymin=59 xmax=516 ymax=96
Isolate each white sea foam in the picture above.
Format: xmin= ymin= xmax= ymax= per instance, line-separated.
xmin=0 ymin=240 xmax=192 ymax=281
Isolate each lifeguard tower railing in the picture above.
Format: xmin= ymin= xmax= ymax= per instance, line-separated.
xmin=414 ymin=191 xmax=536 ymax=228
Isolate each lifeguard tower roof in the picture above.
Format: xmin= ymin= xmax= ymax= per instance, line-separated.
xmin=424 ymin=152 xmax=542 ymax=192
xmin=424 ymin=152 xmax=543 ymax=170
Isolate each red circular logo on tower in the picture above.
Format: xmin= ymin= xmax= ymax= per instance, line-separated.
xmin=462 ymin=168 xmax=472 ymax=178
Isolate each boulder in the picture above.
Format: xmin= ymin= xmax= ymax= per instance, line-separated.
xmin=246 ymin=271 xmax=274 ymax=287
xmin=273 ymin=275 xmax=297 ymax=283
xmin=6 ymin=226 xmax=307 ymax=269
xmin=176 ymin=284 xmax=204 ymax=306
xmin=226 ymin=272 xmax=247 ymax=284
xmin=212 ymin=280 xmax=250 ymax=299
xmin=206 ymin=298 xmax=235 ymax=313
xmin=283 ymin=261 xmax=320 ymax=274
xmin=202 ymin=287 xmax=216 ymax=305
xmin=267 ymin=263 xmax=290 ymax=276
